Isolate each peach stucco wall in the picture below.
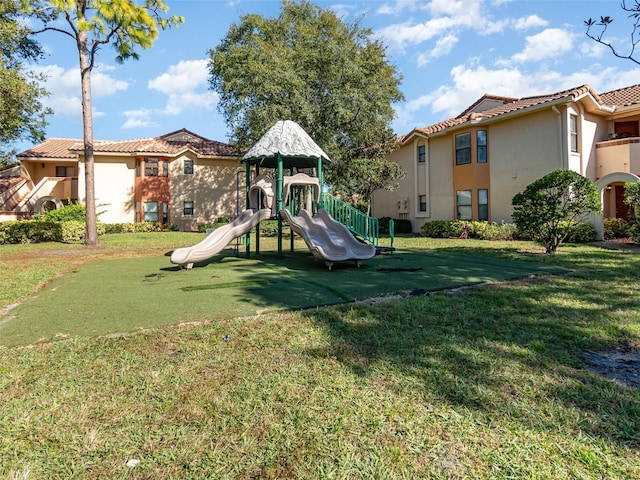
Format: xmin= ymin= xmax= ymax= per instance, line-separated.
xmin=170 ymin=153 xmax=241 ymax=231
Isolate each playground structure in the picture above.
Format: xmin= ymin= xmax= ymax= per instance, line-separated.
xmin=170 ymin=120 xmax=379 ymax=270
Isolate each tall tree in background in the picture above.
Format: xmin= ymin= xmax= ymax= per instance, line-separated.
xmin=0 ymin=0 xmax=51 ymax=166
xmin=23 ymin=0 xmax=183 ymax=245
xmin=585 ymin=1 xmax=640 ymax=65
xmin=209 ymin=0 xmax=404 ymax=201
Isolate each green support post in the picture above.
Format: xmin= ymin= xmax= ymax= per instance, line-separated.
xmin=277 ymin=154 xmax=284 ymax=258
xmin=317 ymin=156 xmax=323 ymax=210
xmin=245 ymin=161 xmax=251 ymax=257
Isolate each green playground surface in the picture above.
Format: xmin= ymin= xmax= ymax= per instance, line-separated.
xmin=0 ymin=245 xmax=565 ymax=347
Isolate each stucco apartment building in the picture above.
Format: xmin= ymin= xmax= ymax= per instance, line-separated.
xmin=1 ymin=129 xmax=241 ymax=231
xmin=372 ymin=83 xmax=640 ymax=236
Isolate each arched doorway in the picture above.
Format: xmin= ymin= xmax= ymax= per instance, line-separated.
xmin=33 ymin=196 xmax=64 ymax=214
xmin=596 ymin=172 xmax=640 ymax=220
xmin=593 ymin=172 xmax=640 ymax=239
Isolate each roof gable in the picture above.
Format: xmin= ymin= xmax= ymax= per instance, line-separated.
xmin=399 ymin=84 xmax=613 ymax=144
xmin=17 ymin=129 xmax=237 ymax=160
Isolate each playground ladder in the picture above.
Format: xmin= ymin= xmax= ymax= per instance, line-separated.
xmin=320 ymin=193 xmax=379 ymax=246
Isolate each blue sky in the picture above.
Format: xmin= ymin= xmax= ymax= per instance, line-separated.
xmin=15 ymin=0 xmax=640 ymax=153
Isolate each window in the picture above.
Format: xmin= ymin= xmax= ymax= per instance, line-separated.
xmin=183 ymin=201 xmax=194 ymax=216
xmin=570 ymin=115 xmax=578 ymax=152
xmin=456 ymin=190 xmax=472 ymax=220
xmin=144 ymin=158 xmax=158 ymax=177
xmin=162 ymin=202 xmax=168 ymax=224
xmin=418 ymin=195 xmax=427 ymax=212
xmin=455 ymin=133 xmax=471 ymax=165
xmin=56 ymin=166 xmax=74 ymax=177
xmin=477 ymin=130 xmax=487 ymax=163
xmin=184 ymin=160 xmax=194 ymax=175
xmin=417 ymin=145 xmax=426 ymax=163
xmin=136 ymin=159 xmax=141 ymax=177
xmin=478 ymin=189 xmax=488 ymax=221
xmin=144 ymin=201 xmax=158 ymax=222
xmin=162 ymin=159 xmax=169 ymax=177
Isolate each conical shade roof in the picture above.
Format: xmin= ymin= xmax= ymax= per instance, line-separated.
xmin=242 ymin=120 xmax=331 ymax=169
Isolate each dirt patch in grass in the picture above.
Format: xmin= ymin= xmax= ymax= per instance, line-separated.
xmin=584 ymin=349 xmax=640 ymax=388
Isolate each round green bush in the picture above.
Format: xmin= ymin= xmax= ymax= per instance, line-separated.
xmin=603 ymin=217 xmax=630 ymax=239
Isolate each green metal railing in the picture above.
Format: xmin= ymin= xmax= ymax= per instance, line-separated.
xmin=320 ymin=193 xmax=379 ymax=246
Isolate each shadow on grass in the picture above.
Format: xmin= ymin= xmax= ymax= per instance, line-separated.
xmin=303 ymin=244 xmax=640 ymax=448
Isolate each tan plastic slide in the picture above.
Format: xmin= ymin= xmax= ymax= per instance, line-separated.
xmin=170 ymin=208 xmax=271 ymax=269
xmin=280 ymin=208 xmax=376 ymax=270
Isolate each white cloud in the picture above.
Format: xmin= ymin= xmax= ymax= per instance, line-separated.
xmin=148 ymin=59 xmax=218 ymax=116
xmin=148 ymin=59 xmax=209 ymax=94
xmin=417 ymin=33 xmax=459 ymax=66
xmin=122 ymin=109 xmax=158 ymax=129
xmin=376 ymin=0 xmax=496 ymax=50
xmin=513 ymin=14 xmax=548 ymax=30
xmin=511 ymin=28 xmax=575 ymax=63
xmin=32 ymin=64 xmax=127 ymax=120
xmin=376 ymin=0 xmax=428 ymax=16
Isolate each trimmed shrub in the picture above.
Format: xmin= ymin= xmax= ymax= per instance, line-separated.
xmin=104 ymin=222 xmax=164 ymax=234
xmin=34 ymin=203 xmax=87 ymax=222
xmin=0 ymin=220 xmax=57 ymax=243
xmin=603 ymin=217 xmax=630 ymax=239
xmin=421 ymin=220 xmax=453 ymax=238
xmin=394 ymin=219 xmax=412 ymax=234
xmin=0 ymin=220 xmax=107 ymax=244
xmin=378 ymin=217 xmax=391 ymax=234
xmin=566 ymin=222 xmax=598 ymax=243
xmin=421 ymin=219 xmax=520 ymax=240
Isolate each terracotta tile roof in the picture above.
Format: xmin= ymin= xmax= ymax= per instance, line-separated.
xmin=399 ymin=84 xmax=605 ymax=143
xmin=17 ymin=138 xmax=79 ymax=159
xmin=17 ymin=128 xmax=238 ymax=160
xmin=599 ymin=84 xmax=640 ymax=107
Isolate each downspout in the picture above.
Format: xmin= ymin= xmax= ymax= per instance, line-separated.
xmin=552 ymin=105 xmax=567 ymax=169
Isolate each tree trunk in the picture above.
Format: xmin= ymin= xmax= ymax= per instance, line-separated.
xmin=77 ymin=30 xmax=98 ymax=246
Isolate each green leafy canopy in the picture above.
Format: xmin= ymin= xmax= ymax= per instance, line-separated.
xmin=511 ymin=169 xmax=601 ymax=253
xmin=208 ymin=0 xmax=404 ymax=195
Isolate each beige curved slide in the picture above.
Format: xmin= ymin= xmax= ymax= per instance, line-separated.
xmin=170 ymin=208 xmax=271 ymax=269
xmin=280 ymin=208 xmax=376 ymax=270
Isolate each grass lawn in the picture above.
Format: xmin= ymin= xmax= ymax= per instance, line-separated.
xmin=1 ymin=235 xmax=564 ymax=347
xmin=0 ymin=233 xmax=639 ymax=478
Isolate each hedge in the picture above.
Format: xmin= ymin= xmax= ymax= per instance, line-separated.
xmin=421 ymin=220 xmax=520 ymax=241
xmin=0 ymin=220 xmax=106 ymax=244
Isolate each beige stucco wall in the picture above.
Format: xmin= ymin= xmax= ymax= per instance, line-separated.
xmin=487 ymin=108 xmax=562 ymax=222
xmin=170 ymin=153 xmax=241 ymax=231
xmin=371 ymin=134 xmax=454 ymax=233
xmin=78 ymin=155 xmax=136 ymax=224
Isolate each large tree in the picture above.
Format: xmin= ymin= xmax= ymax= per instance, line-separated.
xmin=585 ymin=0 xmax=640 ymax=65
xmin=0 ymin=0 xmax=51 ymax=165
xmin=22 ymin=0 xmax=183 ymax=245
xmin=512 ymin=169 xmax=601 ymax=254
xmin=208 ymin=0 xmax=404 ymax=200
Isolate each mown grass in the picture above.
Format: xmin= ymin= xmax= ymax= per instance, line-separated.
xmin=0 ymin=234 xmax=639 ymax=478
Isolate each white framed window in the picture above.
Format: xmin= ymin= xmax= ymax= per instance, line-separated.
xmin=56 ymin=166 xmax=75 ymax=177
xmin=417 ymin=145 xmax=426 ymax=163
xmin=145 ymin=158 xmax=159 ymax=177
xmin=144 ymin=201 xmax=158 ymax=222
xmin=455 ymin=133 xmax=471 ymax=165
xmin=456 ymin=190 xmax=472 ymax=220
xmin=183 ymin=201 xmax=194 ymax=216
xmin=477 ymin=130 xmax=487 ymax=163
xmin=570 ymin=114 xmax=578 ymax=153
xmin=478 ymin=189 xmax=488 ymax=221
xmin=184 ymin=160 xmax=194 ymax=175
xmin=418 ymin=195 xmax=427 ymax=212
